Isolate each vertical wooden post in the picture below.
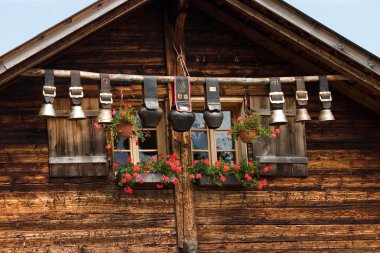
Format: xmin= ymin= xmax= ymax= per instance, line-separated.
xmin=163 ymin=1 xmax=198 ymax=252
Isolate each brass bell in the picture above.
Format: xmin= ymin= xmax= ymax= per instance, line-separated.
xmin=269 ymin=109 xmax=288 ymax=126
xmin=68 ymin=105 xmax=86 ymax=120
xmin=98 ymin=108 xmax=112 ymax=124
xmin=319 ymin=109 xmax=335 ymax=122
xmin=295 ymin=108 xmax=311 ymax=122
xmin=38 ymin=103 xmax=56 ymax=118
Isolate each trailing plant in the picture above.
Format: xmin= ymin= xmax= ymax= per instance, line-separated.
xmin=114 ymin=153 xmax=182 ymax=194
xmin=188 ymin=159 xmax=271 ymax=189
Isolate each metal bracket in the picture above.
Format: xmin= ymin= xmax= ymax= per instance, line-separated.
xmin=42 ymin=86 xmax=56 ymax=97
xmin=269 ymin=91 xmax=285 ymax=104
xmin=99 ymin=92 xmax=113 ymax=104
xmin=69 ymin=87 xmax=84 ymax=98
xmin=295 ymin=90 xmax=308 ymax=102
xmin=319 ymin=91 xmax=332 ymax=102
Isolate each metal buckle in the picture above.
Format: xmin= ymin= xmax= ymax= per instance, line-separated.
xmin=296 ymin=90 xmax=308 ymax=102
xmin=99 ymin=92 xmax=113 ymax=104
xmin=269 ymin=92 xmax=285 ymax=104
xmin=69 ymin=87 xmax=84 ymax=98
xmin=42 ymin=86 xmax=56 ymax=97
xmin=319 ymin=91 xmax=332 ymax=102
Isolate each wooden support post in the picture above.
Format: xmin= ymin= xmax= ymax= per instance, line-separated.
xmin=163 ymin=1 xmax=198 ymax=252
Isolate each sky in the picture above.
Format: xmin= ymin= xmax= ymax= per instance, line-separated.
xmin=0 ymin=0 xmax=379 ymax=57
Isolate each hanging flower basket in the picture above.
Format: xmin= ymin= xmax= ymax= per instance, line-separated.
xmin=116 ymin=122 xmax=133 ymax=137
xmin=239 ymin=128 xmax=257 ymax=143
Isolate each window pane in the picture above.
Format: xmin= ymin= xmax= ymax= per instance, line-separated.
xmin=137 ymin=112 xmax=143 ymax=128
xmin=216 ymin=131 xmax=234 ymax=150
xmin=220 ymin=111 xmax=232 ymax=129
xmin=217 ymin=152 xmax=235 ymax=163
xmin=139 ymin=152 xmax=158 ymax=162
xmin=191 ymin=131 xmax=208 ymax=150
xmin=192 ymin=112 xmax=205 ymax=129
xmin=139 ymin=130 xmax=157 ymax=150
xmin=193 ymin=152 xmax=209 ymax=161
xmin=114 ymin=151 xmax=131 ymax=163
xmin=116 ymin=137 xmax=130 ymax=150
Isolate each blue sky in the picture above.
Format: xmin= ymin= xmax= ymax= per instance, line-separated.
xmin=0 ymin=0 xmax=379 ymax=57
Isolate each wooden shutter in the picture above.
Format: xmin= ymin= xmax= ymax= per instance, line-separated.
xmin=247 ymin=96 xmax=308 ymax=177
xmin=48 ymin=98 xmax=108 ymax=177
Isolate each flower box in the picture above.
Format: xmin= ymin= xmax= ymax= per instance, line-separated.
xmin=199 ymin=174 xmax=240 ymax=186
xmin=139 ymin=172 xmax=176 ymax=183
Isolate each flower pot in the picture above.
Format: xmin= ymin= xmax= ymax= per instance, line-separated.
xmin=116 ymin=123 xmax=133 ymax=137
xmin=239 ymin=128 xmax=257 ymax=143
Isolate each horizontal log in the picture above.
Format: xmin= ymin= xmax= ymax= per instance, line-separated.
xmin=256 ymin=156 xmax=308 ymax=164
xmin=49 ymin=156 xmax=107 ymax=164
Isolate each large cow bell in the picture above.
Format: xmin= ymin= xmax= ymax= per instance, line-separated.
xmin=168 ymin=109 xmax=195 ymax=132
xmin=68 ymin=105 xmax=86 ymax=120
xmin=203 ymin=110 xmax=223 ymax=129
xmin=39 ymin=103 xmax=56 ymax=118
xmin=138 ymin=106 xmax=163 ymax=128
xmin=295 ymin=108 xmax=311 ymax=122
xmin=319 ymin=109 xmax=335 ymax=122
xmin=98 ymin=108 xmax=112 ymax=124
xmin=269 ymin=109 xmax=288 ymax=126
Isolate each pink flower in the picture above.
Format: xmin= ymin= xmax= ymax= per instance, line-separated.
xmin=113 ymin=163 xmax=118 ymax=169
xmin=189 ymin=174 xmax=195 ymax=179
xmin=133 ymin=165 xmax=140 ymax=171
xmin=111 ymin=109 xmax=116 ymax=116
xmin=250 ymin=169 xmax=255 ymax=174
xmin=257 ymin=184 xmax=263 ymax=190
xmin=158 ymin=153 xmax=164 ymax=158
xmin=105 ymin=144 xmax=111 ymax=150
xmin=122 ymin=178 xmax=127 ymax=184
xmin=196 ymin=173 xmax=202 ymax=179
xmin=275 ymin=129 xmax=281 ymax=134
xmin=172 ymin=178 xmax=179 ymax=185
xmin=143 ymin=170 xmax=148 ymax=175
xmin=156 ymin=184 xmax=164 ymax=189
xmin=223 ymin=165 xmax=229 ymax=172
xmin=133 ymin=172 xmax=140 ymax=177
xmin=139 ymin=179 xmax=143 ymax=184
xmin=270 ymin=127 xmax=274 ymax=132
xmin=124 ymin=187 xmax=133 ymax=194
xmin=151 ymin=157 xmax=157 ymax=162
xmin=233 ymin=165 xmax=240 ymax=171
xmin=263 ymin=167 xmax=269 ymax=173
xmin=93 ymin=122 xmax=100 ymax=131
xmin=220 ymin=175 xmax=226 ymax=181
xmin=163 ymin=176 xmax=170 ymax=182
xmin=271 ymin=133 xmax=277 ymax=139
xmin=127 ymin=157 xmax=132 ymax=163
xmin=125 ymin=174 xmax=132 ymax=181
xmin=171 ymin=154 xmax=177 ymax=159
xmin=261 ymin=179 xmax=267 ymax=185
xmin=204 ymin=159 xmax=210 ymax=165
xmin=193 ymin=160 xmax=198 ymax=165
xmin=127 ymin=104 xmax=132 ymax=108
xmin=248 ymin=161 xmax=254 ymax=166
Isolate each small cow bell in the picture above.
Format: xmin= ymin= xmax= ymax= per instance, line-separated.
xmin=203 ymin=110 xmax=224 ymax=129
xmin=39 ymin=103 xmax=56 ymax=118
xmin=269 ymin=109 xmax=288 ymax=126
xmin=138 ymin=106 xmax=163 ymax=128
xmin=295 ymin=108 xmax=311 ymax=122
xmin=68 ymin=105 xmax=86 ymax=120
xmin=168 ymin=109 xmax=195 ymax=132
xmin=98 ymin=108 xmax=112 ymax=124
xmin=319 ymin=109 xmax=335 ymax=122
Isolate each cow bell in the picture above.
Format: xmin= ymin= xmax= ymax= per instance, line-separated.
xmin=203 ymin=110 xmax=224 ymax=129
xmin=319 ymin=109 xmax=335 ymax=122
xmin=295 ymin=108 xmax=311 ymax=122
xmin=68 ymin=105 xmax=86 ymax=120
xmin=168 ymin=109 xmax=195 ymax=132
xmin=138 ymin=106 xmax=163 ymax=128
xmin=269 ymin=109 xmax=288 ymax=126
xmin=38 ymin=103 xmax=56 ymax=118
xmin=98 ymin=108 xmax=112 ymax=124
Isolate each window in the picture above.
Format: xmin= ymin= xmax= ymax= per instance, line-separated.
xmin=191 ymin=110 xmax=237 ymax=164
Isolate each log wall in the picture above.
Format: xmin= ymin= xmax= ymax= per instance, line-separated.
xmin=0 ymin=2 xmax=379 ymax=252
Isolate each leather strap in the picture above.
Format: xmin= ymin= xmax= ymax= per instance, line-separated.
xmin=43 ymin=69 xmax=55 ymax=104
xmin=70 ymin=70 xmax=83 ymax=106
xmin=99 ymin=73 xmax=112 ymax=109
xmin=143 ymin=76 xmax=159 ymax=110
xmin=205 ymin=78 xmax=221 ymax=111
xmin=319 ymin=76 xmax=332 ymax=109
xmin=269 ymin=77 xmax=284 ymax=110
xmin=174 ymin=76 xmax=192 ymax=112
xmin=295 ymin=76 xmax=308 ymax=107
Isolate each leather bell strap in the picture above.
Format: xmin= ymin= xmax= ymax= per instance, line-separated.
xmin=319 ymin=76 xmax=332 ymax=109
xmin=143 ymin=76 xmax=159 ymax=110
xmin=269 ymin=77 xmax=285 ymax=110
xmin=173 ymin=76 xmax=192 ymax=112
xmin=42 ymin=69 xmax=55 ymax=104
xmin=70 ymin=70 xmax=83 ymax=106
xmin=205 ymin=78 xmax=221 ymax=111
xmin=295 ymin=76 xmax=308 ymax=107
xmin=99 ymin=73 xmax=112 ymax=109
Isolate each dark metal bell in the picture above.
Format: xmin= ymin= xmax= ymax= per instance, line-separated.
xmin=168 ymin=109 xmax=195 ymax=132
xmin=203 ymin=110 xmax=224 ymax=129
xmin=138 ymin=106 xmax=163 ymax=128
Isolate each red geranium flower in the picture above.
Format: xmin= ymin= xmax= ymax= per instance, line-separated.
xmin=172 ymin=178 xmax=179 ymax=185
xmin=220 ymin=175 xmax=226 ymax=181
xmin=189 ymin=174 xmax=195 ymax=179
xmin=156 ymin=184 xmax=164 ymax=189
xmin=113 ymin=163 xmax=118 ymax=169
xmin=275 ymin=129 xmax=281 ymax=134
xmin=105 ymin=144 xmax=111 ymax=150
xmin=122 ymin=178 xmax=127 ymax=184
xmin=127 ymin=157 xmax=132 ymax=163
xmin=263 ymin=167 xmax=269 ymax=173
xmin=151 ymin=157 xmax=157 ymax=162
xmin=204 ymin=159 xmax=210 ymax=165
xmin=124 ymin=187 xmax=133 ymax=194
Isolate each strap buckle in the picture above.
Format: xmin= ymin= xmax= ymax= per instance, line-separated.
xmin=296 ymin=90 xmax=308 ymax=102
xmin=319 ymin=91 xmax=332 ymax=102
xmin=42 ymin=86 xmax=56 ymax=97
xmin=69 ymin=87 xmax=84 ymax=98
xmin=269 ymin=92 xmax=285 ymax=104
xmin=99 ymin=92 xmax=113 ymax=104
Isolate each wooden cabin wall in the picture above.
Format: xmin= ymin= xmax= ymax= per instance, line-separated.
xmin=186 ymin=7 xmax=380 ymax=253
xmin=0 ymin=3 xmax=178 ymax=252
